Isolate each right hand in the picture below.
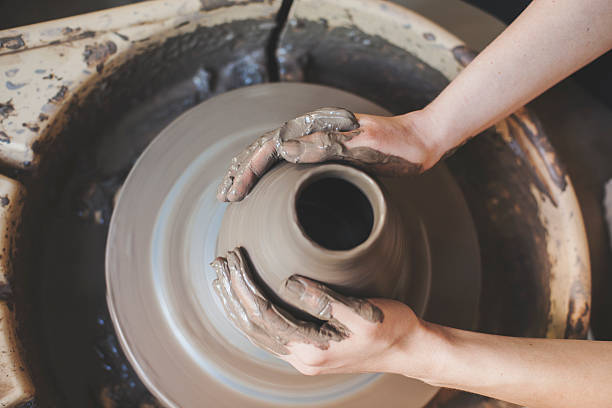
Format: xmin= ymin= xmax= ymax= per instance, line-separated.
xmin=216 ymin=108 xmax=444 ymax=202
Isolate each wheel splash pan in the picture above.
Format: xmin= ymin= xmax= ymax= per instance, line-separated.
xmin=0 ymin=0 xmax=590 ymax=407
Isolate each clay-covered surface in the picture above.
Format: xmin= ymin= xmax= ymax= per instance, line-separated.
xmin=11 ymin=4 xmax=280 ymax=407
xmin=277 ymin=1 xmax=590 ymax=406
xmin=529 ymin=81 xmax=612 ymax=340
xmin=278 ymin=0 xmax=589 ymax=340
xmin=106 ymin=83 xmax=456 ymax=407
xmin=0 ymin=0 xmax=594 ymax=407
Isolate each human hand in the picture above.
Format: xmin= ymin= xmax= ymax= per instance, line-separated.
xmin=211 ymin=247 xmax=422 ymax=376
xmin=216 ymin=108 xmax=443 ymax=202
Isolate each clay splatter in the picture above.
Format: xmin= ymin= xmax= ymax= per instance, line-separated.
xmin=0 ymin=100 xmax=14 ymax=119
xmin=0 ymin=35 xmax=25 ymax=50
xmin=6 ymin=81 xmax=26 ymax=90
xmin=83 ymin=41 xmax=118 ymax=73
xmin=49 ymin=86 xmax=68 ymax=103
xmin=451 ymin=45 xmax=478 ymax=67
xmin=22 ymin=122 xmax=40 ymax=132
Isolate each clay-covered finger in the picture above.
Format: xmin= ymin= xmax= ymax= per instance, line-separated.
xmin=212 ymin=255 xmax=290 ymax=354
xmin=211 ymin=258 xmax=251 ymax=329
xmin=226 ymin=135 xmax=279 ymax=202
xmin=212 ymin=278 xmax=241 ymax=326
xmin=226 ymin=249 xmax=265 ymax=323
xmin=225 ymin=249 xmax=345 ymax=350
xmin=280 ymin=275 xmax=336 ymax=320
xmin=280 ymin=275 xmax=384 ymax=323
xmin=281 ymin=108 xmax=359 ymax=141
xmin=279 ymin=130 xmax=358 ymax=163
xmin=252 ymin=295 xmax=346 ymax=351
xmin=217 ymin=131 xmax=279 ymax=202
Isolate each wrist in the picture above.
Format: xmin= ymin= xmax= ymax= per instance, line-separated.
xmin=393 ymin=319 xmax=455 ymax=385
xmin=395 ymin=109 xmax=452 ymax=170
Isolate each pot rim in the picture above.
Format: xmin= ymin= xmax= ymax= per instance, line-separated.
xmin=288 ymin=163 xmax=387 ymax=259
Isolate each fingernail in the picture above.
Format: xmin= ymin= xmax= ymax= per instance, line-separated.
xmin=282 ymin=276 xmax=305 ymax=297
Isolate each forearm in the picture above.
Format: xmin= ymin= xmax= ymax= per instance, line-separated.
xmin=402 ymin=321 xmax=612 ymax=408
xmin=411 ymin=0 xmax=612 ymax=155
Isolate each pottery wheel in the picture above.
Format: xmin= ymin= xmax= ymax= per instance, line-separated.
xmin=106 ymin=83 xmax=481 ymax=407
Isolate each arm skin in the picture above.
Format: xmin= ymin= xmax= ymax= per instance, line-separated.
xmin=416 ymin=0 xmax=612 ymax=155
xmin=214 ymin=1 xmax=612 ymax=407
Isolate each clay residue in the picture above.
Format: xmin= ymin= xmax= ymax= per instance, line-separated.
xmin=6 ymin=81 xmax=25 ymax=90
xmin=277 ymin=19 xmax=450 ymax=114
xmin=0 ymin=35 xmax=25 ymax=50
xmin=503 ymin=110 xmax=568 ymax=206
xmin=22 ymin=122 xmax=40 ymax=133
xmin=49 ymin=85 xmax=68 ymax=103
xmin=83 ymin=41 xmax=117 ymax=73
xmin=217 ymin=107 xmax=422 ymax=202
xmin=0 ymin=99 xmax=14 ymax=120
xmin=445 ymin=126 xmax=554 ymax=338
xmin=451 ymin=45 xmax=477 ymax=68
xmin=0 ymin=282 xmax=12 ymax=300
xmin=200 ymin=0 xmax=264 ymax=11
xmin=113 ymin=32 xmax=130 ymax=42
xmin=511 ymin=109 xmax=568 ymax=192
xmin=282 ymin=275 xmax=384 ymax=324
xmin=564 ymin=279 xmax=590 ymax=339
xmin=20 ymin=17 xmax=284 ymax=407
xmin=63 ymin=28 xmax=96 ymax=42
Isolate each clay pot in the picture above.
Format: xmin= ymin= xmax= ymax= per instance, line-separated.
xmin=216 ymin=162 xmax=412 ymax=302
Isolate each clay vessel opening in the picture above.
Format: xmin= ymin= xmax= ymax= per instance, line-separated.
xmin=295 ymin=177 xmax=374 ymax=251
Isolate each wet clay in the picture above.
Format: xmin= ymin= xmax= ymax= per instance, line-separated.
xmin=217 ymin=107 xmax=422 ymax=202
xmin=216 ymin=161 xmax=415 ymax=304
xmin=17 ymin=18 xmax=278 ymax=408
xmin=107 ymin=83 xmax=480 ymax=408
xmin=211 ymin=248 xmax=367 ymax=356
xmin=281 ymin=276 xmax=384 ymax=324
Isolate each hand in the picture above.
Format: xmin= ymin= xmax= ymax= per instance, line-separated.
xmin=216 ymin=108 xmax=443 ymax=202
xmin=211 ymin=247 xmax=422 ymax=376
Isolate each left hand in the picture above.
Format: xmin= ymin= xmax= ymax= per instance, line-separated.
xmin=211 ymin=247 xmax=421 ymax=375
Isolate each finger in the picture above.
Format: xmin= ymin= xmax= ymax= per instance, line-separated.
xmin=280 ymin=275 xmax=384 ymax=324
xmin=279 ymin=130 xmax=359 ymax=163
xmin=281 ymin=108 xmax=359 ymax=141
xmin=225 ymin=249 xmax=342 ymax=350
xmin=225 ymin=250 xmax=304 ymax=340
xmin=217 ymin=130 xmax=279 ymax=202
xmin=229 ymin=248 xmax=269 ymax=300
xmin=226 ymin=131 xmax=280 ymax=202
xmin=211 ymin=257 xmax=252 ymax=328
xmin=226 ymin=249 xmax=263 ymax=318
xmin=212 ymin=255 xmax=290 ymax=355
xmin=280 ymin=275 xmax=336 ymax=320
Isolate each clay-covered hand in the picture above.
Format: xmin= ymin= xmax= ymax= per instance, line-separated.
xmin=211 ymin=247 xmax=421 ymax=375
xmin=217 ymin=108 xmax=442 ymax=201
